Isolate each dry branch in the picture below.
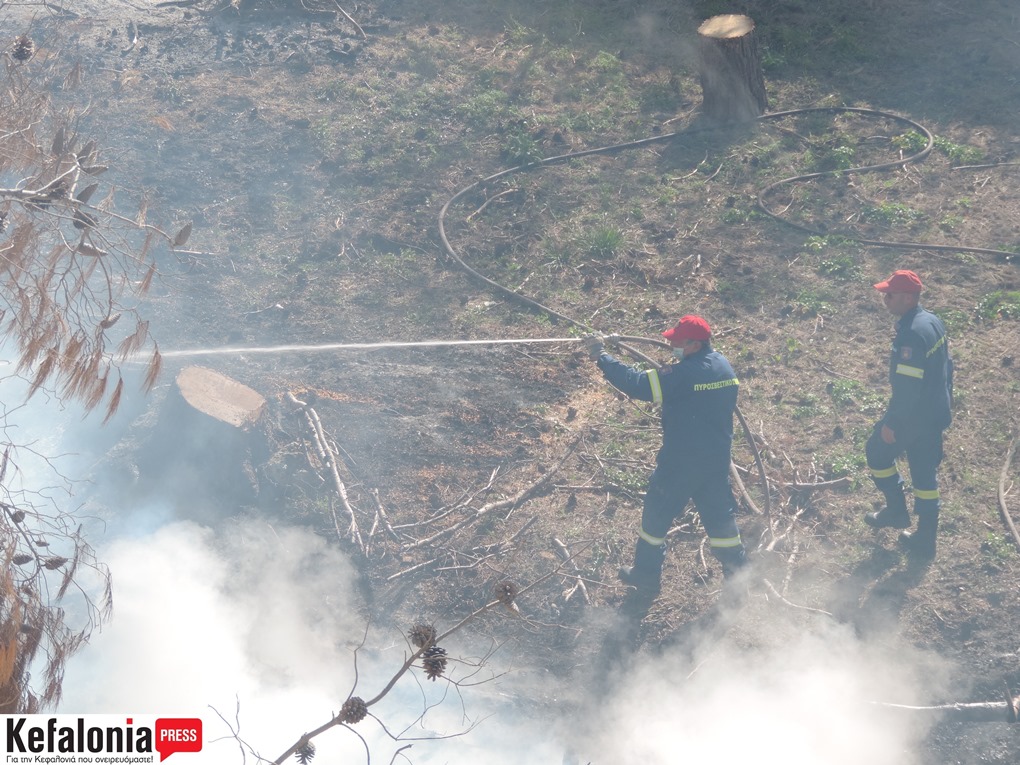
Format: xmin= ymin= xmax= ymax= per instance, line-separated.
xmin=286 ymin=391 xmax=364 ymax=553
xmin=552 ymin=537 xmax=591 ymax=605
xmin=402 ymin=436 xmax=582 ymax=552
xmin=997 ymin=437 xmax=1020 ymax=551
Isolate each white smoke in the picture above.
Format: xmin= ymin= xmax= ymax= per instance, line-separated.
xmin=0 ymin=369 xmax=950 ymax=765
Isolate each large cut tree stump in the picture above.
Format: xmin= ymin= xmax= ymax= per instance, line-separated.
xmin=136 ymin=366 xmax=271 ymax=510
xmin=697 ymin=14 xmax=768 ymax=124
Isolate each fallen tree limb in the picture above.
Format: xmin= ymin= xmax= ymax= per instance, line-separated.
xmin=997 ymin=437 xmax=1020 ymax=552
xmin=286 ymin=391 xmax=364 ymax=554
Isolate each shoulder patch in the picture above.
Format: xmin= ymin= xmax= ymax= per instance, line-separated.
xmin=658 ymin=365 xmax=673 ymax=376
xmin=900 ymin=346 xmax=912 ymax=360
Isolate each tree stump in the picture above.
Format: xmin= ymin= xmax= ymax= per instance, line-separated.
xmin=136 ymin=366 xmax=270 ymax=510
xmin=697 ymin=14 xmax=768 ymax=124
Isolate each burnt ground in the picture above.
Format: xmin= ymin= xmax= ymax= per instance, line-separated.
xmin=5 ymin=0 xmax=1020 ymax=761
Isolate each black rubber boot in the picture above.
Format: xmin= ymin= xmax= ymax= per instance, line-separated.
xmin=900 ymin=512 xmax=938 ymax=559
xmin=864 ymin=506 xmax=911 ymax=529
xmin=712 ymin=545 xmax=747 ymax=578
xmin=618 ymin=538 xmax=665 ymax=595
xmin=866 ymin=471 xmax=910 ymax=529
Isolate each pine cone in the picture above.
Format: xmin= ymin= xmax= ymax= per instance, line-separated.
xmin=12 ymin=554 xmax=33 ymax=566
xmin=408 ymin=621 xmax=436 ymax=649
xmin=0 ymin=211 xmax=7 ymax=234
xmin=421 ymin=645 xmax=448 ymax=681
xmin=12 ymin=35 xmax=35 ymax=63
xmin=294 ymin=742 xmax=315 ymax=764
xmin=338 ymin=696 xmax=367 ymax=724
xmin=43 ymin=556 xmax=68 ymax=570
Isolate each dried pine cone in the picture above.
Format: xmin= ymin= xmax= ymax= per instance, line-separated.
xmin=0 ymin=211 xmax=7 ymax=234
xmin=294 ymin=741 xmax=315 ymax=764
xmin=12 ymin=35 xmax=35 ymax=63
xmin=408 ymin=621 xmax=436 ymax=649
xmin=494 ymin=580 xmax=519 ymax=607
xmin=338 ymin=696 xmax=367 ymax=724
xmin=421 ymin=645 xmax=448 ymax=681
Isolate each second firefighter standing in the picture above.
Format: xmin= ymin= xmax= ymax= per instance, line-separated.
xmin=864 ymin=269 xmax=953 ymax=559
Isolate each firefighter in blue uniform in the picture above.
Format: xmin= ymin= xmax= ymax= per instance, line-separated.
xmin=863 ymin=270 xmax=953 ymax=559
xmin=583 ymin=315 xmax=746 ymax=598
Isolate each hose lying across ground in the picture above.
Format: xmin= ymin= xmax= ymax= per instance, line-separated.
xmin=437 ymin=105 xmax=1018 ymax=542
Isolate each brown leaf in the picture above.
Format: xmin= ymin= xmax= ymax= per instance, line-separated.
xmin=75 ymin=182 xmax=99 ymax=204
xmin=151 ymin=116 xmax=175 ymax=132
xmin=51 ymin=127 xmax=66 ymax=156
xmin=80 ymin=164 xmax=109 ymax=176
xmin=77 ymin=243 xmax=107 ymax=258
xmin=172 ymin=222 xmax=192 ymax=248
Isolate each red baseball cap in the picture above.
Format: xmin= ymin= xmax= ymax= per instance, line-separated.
xmin=662 ymin=315 xmax=712 ymax=345
xmin=873 ymin=269 xmax=923 ymax=293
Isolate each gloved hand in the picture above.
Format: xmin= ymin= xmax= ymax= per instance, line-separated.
xmin=582 ymin=333 xmax=605 ymax=359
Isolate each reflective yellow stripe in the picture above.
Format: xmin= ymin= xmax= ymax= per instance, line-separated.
xmin=646 ymin=369 xmax=662 ymax=405
xmin=871 ymin=466 xmax=898 ymax=479
xmin=639 ymin=527 xmax=666 ymax=546
xmin=895 ymin=363 xmax=924 ymax=379
xmin=913 ymin=488 xmax=940 ymax=500
xmin=709 ymin=535 xmax=742 ymax=549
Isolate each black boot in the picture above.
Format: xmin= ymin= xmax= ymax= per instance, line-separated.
xmin=618 ymin=538 xmax=665 ymax=595
xmin=712 ymin=545 xmax=747 ymax=578
xmin=900 ymin=512 xmax=938 ymax=559
xmin=866 ymin=471 xmax=910 ymax=529
xmin=864 ymin=506 xmax=911 ymax=529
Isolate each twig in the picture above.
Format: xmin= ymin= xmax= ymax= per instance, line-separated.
xmin=402 ymin=436 xmax=582 ymax=551
xmin=371 ymin=489 xmax=401 ymax=543
xmin=466 ymin=188 xmax=518 ymax=221
xmin=763 ymin=578 xmax=833 ymax=617
xmin=329 ymin=0 xmax=367 ymax=38
xmin=552 ymin=537 xmax=591 ymax=605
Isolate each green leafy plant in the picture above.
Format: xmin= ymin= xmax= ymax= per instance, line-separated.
xmin=975 ymin=290 xmax=1020 ymax=321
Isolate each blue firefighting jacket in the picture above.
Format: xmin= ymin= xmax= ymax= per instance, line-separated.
xmin=884 ymin=304 xmax=953 ymax=434
xmin=596 ymin=345 xmax=739 ymax=466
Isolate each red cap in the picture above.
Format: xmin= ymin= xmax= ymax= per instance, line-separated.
xmin=873 ymin=270 xmax=923 ymax=293
xmin=662 ymin=315 xmax=712 ymax=345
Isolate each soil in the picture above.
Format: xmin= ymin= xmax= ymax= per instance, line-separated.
xmin=5 ymin=0 xmax=1020 ymax=761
